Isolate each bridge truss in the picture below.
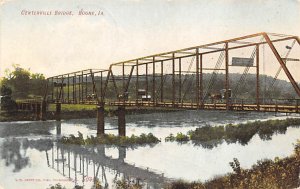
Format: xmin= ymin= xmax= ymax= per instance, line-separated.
xmin=45 ymin=32 xmax=300 ymax=113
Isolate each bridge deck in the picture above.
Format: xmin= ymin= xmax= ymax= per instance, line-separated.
xmin=107 ymin=101 xmax=299 ymax=113
xmin=16 ymin=99 xmax=300 ymax=113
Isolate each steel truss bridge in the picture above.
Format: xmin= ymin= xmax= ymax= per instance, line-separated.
xmin=17 ymin=32 xmax=300 ymax=136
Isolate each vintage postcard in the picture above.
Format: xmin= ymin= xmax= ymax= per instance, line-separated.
xmin=0 ymin=0 xmax=300 ymax=189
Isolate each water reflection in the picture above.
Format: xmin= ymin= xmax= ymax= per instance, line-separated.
xmin=190 ymin=123 xmax=292 ymax=149
xmin=0 ymin=121 xmax=56 ymax=137
xmin=1 ymin=138 xmax=29 ymax=172
xmin=0 ymin=138 xmax=53 ymax=172
xmin=56 ymin=121 xmax=61 ymax=136
xmin=0 ymin=138 xmax=164 ymax=188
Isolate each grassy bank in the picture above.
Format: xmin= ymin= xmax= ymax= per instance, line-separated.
xmin=0 ymin=104 xmax=178 ymax=122
xmin=60 ymin=132 xmax=160 ymax=147
xmin=166 ymin=140 xmax=300 ymax=189
xmin=0 ymin=110 xmax=39 ymax=122
xmin=165 ymin=118 xmax=300 ymax=146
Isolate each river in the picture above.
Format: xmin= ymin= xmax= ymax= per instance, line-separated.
xmin=0 ymin=110 xmax=299 ymax=189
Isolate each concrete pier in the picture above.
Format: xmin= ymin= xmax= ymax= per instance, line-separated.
xmin=41 ymin=100 xmax=47 ymax=121
xmin=55 ymin=103 xmax=61 ymax=121
xmin=35 ymin=103 xmax=41 ymax=120
xmin=118 ymin=106 xmax=126 ymax=136
xmin=97 ymin=105 xmax=105 ymax=136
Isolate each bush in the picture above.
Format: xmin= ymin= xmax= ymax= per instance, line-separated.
xmin=60 ymin=132 xmax=160 ymax=147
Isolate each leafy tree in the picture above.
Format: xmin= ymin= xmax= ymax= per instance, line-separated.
xmin=0 ymin=85 xmax=16 ymax=111
xmin=1 ymin=65 xmax=46 ymax=99
xmin=0 ymin=85 xmax=12 ymax=96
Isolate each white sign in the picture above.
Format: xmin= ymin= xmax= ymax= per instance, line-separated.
xmin=232 ymin=57 xmax=254 ymax=67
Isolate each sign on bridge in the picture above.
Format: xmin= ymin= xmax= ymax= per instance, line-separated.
xmin=232 ymin=57 xmax=254 ymax=67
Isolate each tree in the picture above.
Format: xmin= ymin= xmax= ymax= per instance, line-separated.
xmin=1 ymin=85 xmax=12 ymax=96
xmin=0 ymin=85 xmax=16 ymax=111
xmin=1 ymin=65 xmax=46 ymax=99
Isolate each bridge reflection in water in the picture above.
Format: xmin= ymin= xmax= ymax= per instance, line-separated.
xmin=48 ymin=142 xmax=164 ymax=188
xmin=0 ymin=137 xmax=165 ymax=188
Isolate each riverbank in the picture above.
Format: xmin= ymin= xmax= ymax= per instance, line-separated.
xmin=166 ymin=140 xmax=300 ymax=189
xmin=0 ymin=106 xmax=179 ymax=122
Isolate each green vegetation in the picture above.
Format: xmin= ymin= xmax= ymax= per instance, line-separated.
xmin=0 ymin=84 xmax=16 ymax=111
xmin=166 ymin=140 xmax=300 ymax=189
xmin=165 ymin=133 xmax=189 ymax=142
xmin=60 ymin=132 xmax=160 ymax=147
xmin=165 ymin=118 xmax=300 ymax=146
xmin=1 ymin=64 xmax=46 ymax=99
xmin=48 ymin=104 xmax=97 ymax=112
xmin=114 ymin=179 xmax=143 ymax=189
xmin=0 ymin=64 xmax=46 ymax=116
xmin=47 ymin=184 xmax=66 ymax=189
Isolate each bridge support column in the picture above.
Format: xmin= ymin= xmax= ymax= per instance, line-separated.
xmin=35 ymin=103 xmax=41 ymax=120
xmin=97 ymin=105 xmax=105 ymax=136
xmin=55 ymin=103 xmax=61 ymax=121
xmin=41 ymin=100 xmax=47 ymax=121
xmin=118 ymin=106 xmax=126 ymax=136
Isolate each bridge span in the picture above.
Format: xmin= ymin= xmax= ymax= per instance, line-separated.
xmin=17 ymin=32 xmax=300 ymax=136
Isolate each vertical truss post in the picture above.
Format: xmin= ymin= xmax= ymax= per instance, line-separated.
xmin=74 ymin=74 xmax=77 ymax=103
xmin=102 ymin=67 xmax=112 ymax=102
xmin=62 ymin=77 xmax=65 ymax=103
xmin=122 ymin=63 xmax=125 ymax=92
xmin=100 ymin=72 xmax=103 ymax=99
xmin=78 ymin=75 xmax=81 ymax=103
xmin=58 ymin=76 xmax=64 ymax=103
xmin=136 ymin=60 xmax=139 ymax=104
xmin=51 ymin=77 xmax=54 ymax=101
xmin=146 ymin=63 xmax=149 ymax=103
xmin=85 ymin=74 xmax=88 ymax=101
xmin=161 ymin=61 xmax=164 ymax=102
xmin=67 ymin=74 xmax=70 ymax=103
xmin=225 ymin=42 xmax=229 ymax=110
xmin=256 ymin=44 xmax=260 ymax=111
xmin=196 ymin=48 xmax=200 ymax=108
xmin=152 ymin=57 xmax=156 ymax=104
xmin=90 ymin=70 xmax=98 ymax=103
xmin=179 ymin=58 xmax=182 ymax=103
xmin=56 ymin=77 xmax=59 ymax=102
xmin=263 ymin=33 xmax=300 ymax=97
xmin=200 ymin=54 xmax=203 ymax=108
xmin=81 ymin=71 xmax=84 ymax=103
xmin=172 ymin=53 xmax=176 ymax=106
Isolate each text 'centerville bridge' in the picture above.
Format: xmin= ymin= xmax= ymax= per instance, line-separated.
xmin=17 ymin=32 xmax=300 ymax=136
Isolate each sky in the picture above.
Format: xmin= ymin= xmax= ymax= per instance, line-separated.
xmin=0 ymin=0 xmax=300 ymax=80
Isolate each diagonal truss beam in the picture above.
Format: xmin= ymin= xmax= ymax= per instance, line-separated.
xmin=263 ymin=33 xmax=300 ymax=97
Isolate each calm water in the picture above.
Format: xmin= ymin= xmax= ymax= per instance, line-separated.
xmin=0 ymin=110 xmax=300 ymax=189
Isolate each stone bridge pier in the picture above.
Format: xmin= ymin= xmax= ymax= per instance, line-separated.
xmin=97 ymin=105 xmax=126 ymax=137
